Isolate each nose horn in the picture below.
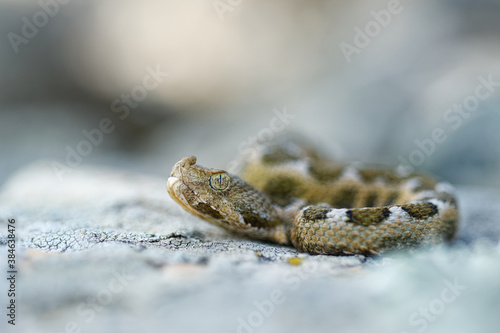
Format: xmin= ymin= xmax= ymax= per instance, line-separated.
xmin=183 ymin=156 xmax=197 ymax=165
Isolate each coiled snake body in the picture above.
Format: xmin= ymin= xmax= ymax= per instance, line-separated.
xmin=167 ymin=140 xmax=458 ymax=255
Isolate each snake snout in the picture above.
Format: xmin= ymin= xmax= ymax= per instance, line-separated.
xmin=183 ymin=156 xmax=197 ymax=166
xmin=170 ymin=156 xmax=197 ymax=178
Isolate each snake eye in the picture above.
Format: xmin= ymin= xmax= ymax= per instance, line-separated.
xmin=209 ymin=172 xmax=230 ymax=190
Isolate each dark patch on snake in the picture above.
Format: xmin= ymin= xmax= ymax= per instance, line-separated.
xmin=302 ymin=207 xmax=329 ymax=221
xmin=401 ymin=202 xmax=438 ymax=220
xmin=384 ymin=191 xmax=400 ymax=206
xmin=261 ymin=146 xmax=301 ymax=165
xmin=330 ymin=187 xmax=358 ymax=208
xmin=196 ymin=202 xmax=224 ymax=220
xmin=412 ymin=176 xmax=438 ymax=192
xmin=233 ymin=199 xmax=279 ymax=228
xmin=262 ymin=175 xmax=301 ymax=207
xmin=358 ymin=169 xmax=402 ymax=184
xmin=437 ymin=192 xmax=457 ymax=206
xmin=364 ymin=191 xmax=378 ymax=207
xmin=346 ymin=207 xmax=391 ymax=226
xmin=308 ymin=161 xmax=344 ymax=183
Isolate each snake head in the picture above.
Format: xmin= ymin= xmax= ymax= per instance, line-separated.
xmin=167 ymin=156 xmax=288 ymax=244
xmin=167 ymin=156 xmax=229 ymax=222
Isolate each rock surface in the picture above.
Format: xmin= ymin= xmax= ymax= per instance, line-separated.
xmin=1 ymin=161 xmax=499 ymax=333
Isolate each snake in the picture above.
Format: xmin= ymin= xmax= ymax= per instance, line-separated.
xmin=166 ymin=139 xmax=459 ymax=256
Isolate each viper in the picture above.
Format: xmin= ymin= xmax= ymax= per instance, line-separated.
xmin=166 ymin=140 xmax=458 ymax=255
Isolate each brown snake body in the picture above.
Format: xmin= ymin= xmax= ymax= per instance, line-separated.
xmin=166 ymin=140 xmax=458 ymax=255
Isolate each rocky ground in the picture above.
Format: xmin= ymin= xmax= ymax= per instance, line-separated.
xmin=0 ymin=160 xmax=499 ymax=333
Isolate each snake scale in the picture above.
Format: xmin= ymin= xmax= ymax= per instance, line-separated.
xmin=166 ymin=140 xmax=459 ymax=255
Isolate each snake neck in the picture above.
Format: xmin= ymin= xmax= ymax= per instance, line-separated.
xmin=273 ymin=200 xmax=306 ymax=245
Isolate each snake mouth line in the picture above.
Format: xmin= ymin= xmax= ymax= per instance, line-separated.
xmin=167 ymin=176 xmax=221 ymax=223
xmin=167 ymin=176 xmax=197 ymax=211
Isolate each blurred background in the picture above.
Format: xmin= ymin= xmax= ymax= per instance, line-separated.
xmin=1 ymin=0 xmax=500 ymax=187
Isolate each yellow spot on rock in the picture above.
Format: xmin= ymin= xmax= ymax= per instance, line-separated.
xmin=288 ymin=257 xmax=304 ymax=266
